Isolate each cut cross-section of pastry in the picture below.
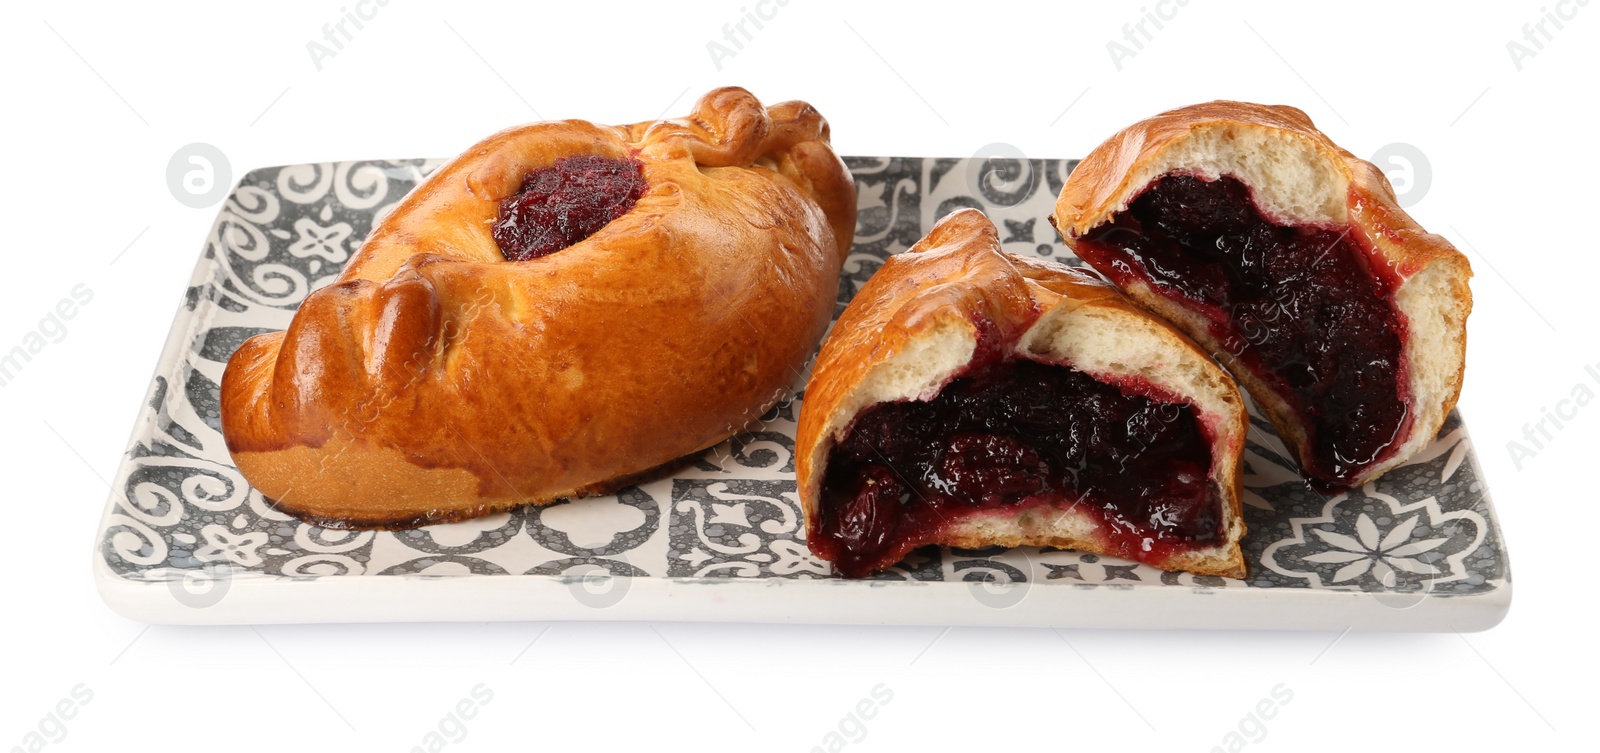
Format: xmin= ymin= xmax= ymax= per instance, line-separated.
xmin=1052 ymin=101 xmax=1472 ymax=490
xmin=796 ymin=209 xmax=1248 ymax=579
xmin=221 ymin=87 xmax=856 ymax=528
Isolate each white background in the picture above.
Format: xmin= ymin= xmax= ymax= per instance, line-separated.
xmin=1 ymin=0 xmax=1594 ymax=750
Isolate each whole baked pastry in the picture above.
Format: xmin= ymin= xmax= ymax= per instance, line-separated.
xmin=1052 ymin=102 xmax=1472 ymax=490
xmin=797 ymin=209 xmax=1248 ymax=579
xmin=222 ymin=87 xmax=855 ymax=528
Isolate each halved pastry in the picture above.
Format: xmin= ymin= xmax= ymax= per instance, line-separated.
xmin=1053 ymin=102 xmax=1472 ymax=489
xmin=797 ymin=209 xmax=1248 ymax=579
xmin=221 ymin=87 xmax=855 ymax=527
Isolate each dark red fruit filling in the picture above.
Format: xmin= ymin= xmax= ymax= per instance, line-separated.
xmin=493 ymin=155 xmax=647 ymax=261
xmin=815 ymin=359 xmax=1223 ymax=578
xmin=1077 ymin=174 xmax=1408 ymax=486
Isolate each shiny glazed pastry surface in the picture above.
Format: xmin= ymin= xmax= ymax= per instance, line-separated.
xmin=221 ymin=87 xmax=856 ymax=528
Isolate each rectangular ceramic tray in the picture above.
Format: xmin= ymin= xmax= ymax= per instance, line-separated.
xmin=94 ymin=156 xmax=1511 ymax=629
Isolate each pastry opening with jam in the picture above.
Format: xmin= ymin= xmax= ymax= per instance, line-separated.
xmin=1076 ymin=173 xmax=1409 ymax=488
xmin=222 ymin=88 xmax=855 ymax=529
xmin=797 ymin=209 xmax=1247 ymax=580
xmin=493 ymin=155 xmax=648 ymax=261
xmin=1054 ymin=102 xmax=1472 ymax=493
xmin=814 ymin=357 xmax=1225 ymax=578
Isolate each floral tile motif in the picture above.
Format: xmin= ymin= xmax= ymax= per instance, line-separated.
xmin=1267 ymin=490 xmax=1480 ymax=587
xmin=97 ymin=155 xmax=1508 ymax=602
xmin=1261 ymin=424 xmax=1497 ymax=595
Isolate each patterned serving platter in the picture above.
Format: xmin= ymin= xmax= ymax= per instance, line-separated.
xmin=94 ymin=155 xmax=1511 ymax=629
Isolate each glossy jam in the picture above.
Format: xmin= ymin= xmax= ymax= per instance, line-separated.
xmin=1077 ymin=175 xmax=1408 ymax=486
xmin=493 ymin=155 xmax=647 ymax=261
xmin=816 ymin=359 xmax=1223 ymax=578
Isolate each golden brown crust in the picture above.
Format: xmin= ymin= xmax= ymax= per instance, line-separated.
xmin=1055 ymin=100 xmax=1465 ymax=282
xmin=1052 ymin=101 xmax=1472 ymax=488
xmin=1057 ymin=103 xmax=1317 ymax=235
xmin=221 ymin=87 xmax=855 ymax=528
xmin=259 ymin=450 xmax=708 ymax=530
xmin=796 ymin=209 xmax=1247 ymax=579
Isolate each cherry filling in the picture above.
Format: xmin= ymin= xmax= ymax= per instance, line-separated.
xmin=815 ymin=359 xmax=1223 ymax=578
xmin=1076 ymin=175 xmax=1409 ymax=487
xmin=493 ymin=155 xmax=648 ymax=261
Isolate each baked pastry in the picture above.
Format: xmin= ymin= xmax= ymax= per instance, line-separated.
xmin=1052 ymin=102 xmax=1472 ymax=489
xmin=797 ymin=209 xmax=1248 ymax=579
xmin=221 ymin=87 xmax=855 ymax=527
